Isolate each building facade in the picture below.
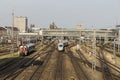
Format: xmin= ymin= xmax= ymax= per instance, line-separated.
xmin=14 ymin=16 xmax=28 ymax=32
xmin=5 ymin=26 xmax=19 ymax=37
xmin=116 ymin=25 xmax=120 ymax=41
xmin=0 ymin=27 xmax=7 ymax=36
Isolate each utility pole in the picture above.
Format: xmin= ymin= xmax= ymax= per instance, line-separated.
xmin=76 ymin=31 xmax=81 ymax=50
xmin=118 ymin=27 xmax=120 ymax=55
xmin=113 ymin=39 xmax=116 ymax=64
xmin=41 ymin=29 xmax=43 ymax=46
xmin=79 ymin=31 xmax=81 ymax=48
xmin=105 ymin=31 xmax=108 ymax=43
xmin=11 ymin=10 xmax=14 ymax=53
xmin=118 ymin=43 xmax=120 ymax=54
xmin=62 ymin=27 xmax=63 ymax=41
xmin=92 ymin=28 xmax=96 ymax=71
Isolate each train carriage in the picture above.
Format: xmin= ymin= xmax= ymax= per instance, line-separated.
xmin=57 ymin=43 xmax=64 ymax=51
xmin=114 ymin=41 xmax=120 ymax=50
xmin=19 ymin=43 xmax=35 ymax=56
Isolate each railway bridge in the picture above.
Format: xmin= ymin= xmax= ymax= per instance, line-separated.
xmin=42 ymin=29 xmax=116 ymax=41
xmin=19 ymin=29 xmax=118 ymax=42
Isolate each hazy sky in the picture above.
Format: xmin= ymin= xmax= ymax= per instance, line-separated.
xmin=0 ymin=0 xmax=120 ymax=29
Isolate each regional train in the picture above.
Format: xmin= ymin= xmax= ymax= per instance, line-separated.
xmin=19 ymin=43 xmax=35 ymax=56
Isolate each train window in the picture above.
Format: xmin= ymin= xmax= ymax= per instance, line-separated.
xmin=59 ymin=45 xmax=63 ymax=47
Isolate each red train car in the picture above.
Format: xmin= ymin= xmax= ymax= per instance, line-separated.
xmin=19 ymin=43 xmax=35 ymax=56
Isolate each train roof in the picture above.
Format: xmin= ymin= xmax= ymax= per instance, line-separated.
xmin=58 ymin=42 xmax=64 ymax=45
xmin=26 ymin=43 xmax=35 ymax=47
xmin=113 ymin=41 xmax=120 ymax=44
xmin=116 ymin=41 xmax=120 ymax=44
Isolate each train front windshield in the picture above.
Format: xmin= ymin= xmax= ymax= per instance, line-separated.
xmin=59 ymin=45 xmax=63 ymax=47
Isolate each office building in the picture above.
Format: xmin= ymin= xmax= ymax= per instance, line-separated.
xmin=14 ymin=16 xmax=28 ymax=32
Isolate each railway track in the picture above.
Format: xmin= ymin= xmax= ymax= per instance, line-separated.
xmin=66 ymin=47 xmax=89 ymax=80
xmin=0 ymin=49 xmax=18 ymax=56
xmin=14 ymin=43 xmax=55 ymax=80
xmin=0 ymin=42 xmax=43 ymax=67
xmin=29 ymin=47 xmax=54 ymax=80
xmin=0 ymin=51 xmax=42 ymax=80
xmin=0 ymin=44 xmax=17 ymax=54
xmin=82 ymin=45 xmax=120 ymax=72
xmin=0 ymin=42 xmax=42 ymax=56
xmin=81 ymin=45 xmax=120 ymax=80
xmin=98 ymin=43 xmax=120 ymax=57
xmin=104 ymin=47 xmax=120 ymax=57
xmin=98 ymin=47 xmax=114 ymax=80
xmin=54 ymin=51 xmax=64 ymax=80
xmin=24 ymin=41 xmax=56 ymax=80
xmin=0 ymin=41 xmax=54 ymax=80
xmin=4 ymin=50 xmax=52 ymax=80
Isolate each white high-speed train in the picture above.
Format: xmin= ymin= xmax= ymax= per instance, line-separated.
xmin=57 ymin=43 xmax=64 ymax=51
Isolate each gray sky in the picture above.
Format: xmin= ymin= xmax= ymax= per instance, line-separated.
xmin=0 ymin=0 xmax=120 ymax=29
